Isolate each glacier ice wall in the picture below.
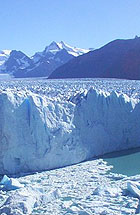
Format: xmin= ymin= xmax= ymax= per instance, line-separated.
xmin=0 ymin=88 xmax=140 ymax=174
xmin=74 ymin=89 xmax=140 ymax=157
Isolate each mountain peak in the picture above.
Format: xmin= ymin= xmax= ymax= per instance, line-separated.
xmin=60 ymin=41 xmax=65 ymax=45
xmin=0 ymin=50 xmax=11 ymax=66
xmin=44 ymin=41 xmax=90 ymax=57
xmin=0 ymin=50 xmax=11 ymax=55
xmin=135 ymin=35 xmax=139 ymax=39
xmin=44 ymin=41 xmax=61 ymax=54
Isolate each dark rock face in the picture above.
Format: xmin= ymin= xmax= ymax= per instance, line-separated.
xmin=49 ymin=37 xmax=140 ymax=80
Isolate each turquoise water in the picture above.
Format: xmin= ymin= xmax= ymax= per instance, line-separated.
xmin=102 ymin=147 xmax=140 ymax=176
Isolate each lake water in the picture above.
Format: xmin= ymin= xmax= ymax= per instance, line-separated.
xmin=102 ymin=147 xmax=140 ymax=176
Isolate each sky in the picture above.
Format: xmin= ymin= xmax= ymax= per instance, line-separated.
xmin=0 ymin=0 xmax=140 ymax=56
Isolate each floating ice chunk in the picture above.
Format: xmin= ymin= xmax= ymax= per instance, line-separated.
xmin=127 ymin=181 xmax=140 ymax=198
xmin=92 ymin=185 xmax=121 ymax=197
xmin=0 ymin=175 xmax=24 ymax=191
xmin=0 ymin=187 xmax=41 ymax=214
xmin=0 ymin=175 xmax=10 ymax=185
xmin=0 ymin=195 xmax=32 ymax=214
xmin=0 ymin=186 xmax=60 ymax=214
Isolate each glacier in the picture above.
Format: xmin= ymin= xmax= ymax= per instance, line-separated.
xmin=0 ymin=79 xmax=140 ymax=174
xmin=1 ymin=78 xmax=140 ymax=214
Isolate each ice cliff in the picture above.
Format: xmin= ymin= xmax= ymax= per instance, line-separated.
xmin=0 ymin=88 xmax=140 ymax=174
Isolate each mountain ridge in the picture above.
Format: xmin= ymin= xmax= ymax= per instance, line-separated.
xmin=0 ymin=41 xmax=90 ymax=78
xmin=49 ymin=37 xmax=140 ymax=80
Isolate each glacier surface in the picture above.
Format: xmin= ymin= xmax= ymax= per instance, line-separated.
xmin=0 ymin=78 xmax=140 ymax=174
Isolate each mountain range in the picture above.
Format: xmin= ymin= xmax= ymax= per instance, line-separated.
xmin=1 ymin=37 xmax=140 ymax=80
xmin=0 ymin=41 xmax=89 ymax=78
xmin=49 ymin=37 xmax=140 ymax=80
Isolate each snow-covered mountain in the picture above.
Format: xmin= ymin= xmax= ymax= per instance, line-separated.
xmin=33 ymin=41 xmax=89 ymax=61
xmin=0 ymin=50 xmax=11 ymax=67
xmin=0 ymin=50 xmax=33 ymax=75
xmin=45 ymin=41 xmax=89 ymax=56
xmin=0 ymin=42 xmax=90 ymax=78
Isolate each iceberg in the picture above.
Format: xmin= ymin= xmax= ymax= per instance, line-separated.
xmin=0 ymin=185 xmax=60 ymax=214
xmin=127 ymin=181 xmax=140 ymax=198
xmin=0 ymin=187 xmax=41 ymax=215
xmin=0 ymin=175 xmax=24 ymax=191
xmin=0 ymin=87 xmax=140 ymax=174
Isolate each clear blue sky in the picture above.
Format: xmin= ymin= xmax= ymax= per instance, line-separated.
xmin=0 ymin=0 xmax=140 ymax=56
